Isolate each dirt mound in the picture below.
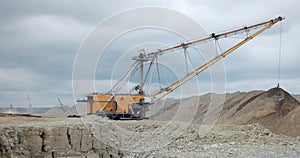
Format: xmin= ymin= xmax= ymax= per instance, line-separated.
xmin=218 ymin=90 xmax=263 ymax=123
xmin=273 ymin=106 xmax=300 ymax=136
xmin=223 ymin=88 xmax=300 ymax=136
xmin=150 ymin=91 xmax=263 ymax=124
xmin=228 ymin=88 xmax=299 ymax=126
xmin=64 ymin=103 xmax=87 ymax=117
xmin=293 ymin=94 xmax=300 ymax=102
xmin=151 ymin=88 xmax=300 ymax=136
xmin=43 ymin=106 xmax=70 ymax=117
xmin=150 ymin=94 xmax=212 ymax=122
xmin=223 ymin=88 xmax=300 ymax=137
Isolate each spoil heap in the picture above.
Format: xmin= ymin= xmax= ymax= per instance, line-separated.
xmin=43 ymin=106 xmax=70 ymax=117
xmin=151 ymin=88 xmax=300 ymax=136
xmin=225 ymin=88 xmax=300 ymax=135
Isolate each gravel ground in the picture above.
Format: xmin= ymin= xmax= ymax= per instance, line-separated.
xmin=0 ymin=114 xmax=299 ymax=157
xmin=112 ymin=120 xmax=300 ymax=157
xmin=82 ymin=116 xmax=300 ymax=157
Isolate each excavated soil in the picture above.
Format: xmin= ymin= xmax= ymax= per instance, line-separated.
xmin=151 ymin=87 xmax=300 ymax=137
xmin=225 ymin=88 xmax=300 ymax=135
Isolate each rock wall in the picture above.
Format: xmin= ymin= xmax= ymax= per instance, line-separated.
xmin=0 ymin=124 xmax=123 ymax=158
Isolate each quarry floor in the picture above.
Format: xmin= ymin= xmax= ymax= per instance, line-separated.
xmin=0 ymin=114 xmax=299 ymax=158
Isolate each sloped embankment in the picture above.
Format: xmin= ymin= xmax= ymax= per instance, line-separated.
xmin=151 ymin=88 xmax=300 ymax=136
xmin=225 ymin=88 xmax=300 ymax=136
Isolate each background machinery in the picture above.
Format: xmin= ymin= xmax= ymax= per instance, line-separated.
xmin=77 ymin=16 xmax=283 ymax=119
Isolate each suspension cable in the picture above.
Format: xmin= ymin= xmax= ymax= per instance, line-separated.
xmin=156 ymin=56 xmax=162 ymax=89
xmin=183 ymin=46 xmax=189 ymax=74
xmin=142 ymin=58 xmax=155 ymax=88
xmin=148 ymin=60 xmax=154 ymax=94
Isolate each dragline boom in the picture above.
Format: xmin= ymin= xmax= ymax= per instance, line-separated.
xmin=151 ymin=16 xmax=283 ymax=102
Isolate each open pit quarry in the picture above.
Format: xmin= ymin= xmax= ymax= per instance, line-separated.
xmin=1 ymin=87 xmax=300 ymax=157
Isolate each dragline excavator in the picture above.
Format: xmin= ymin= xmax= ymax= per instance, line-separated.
xmin=77 ymin=16 xmax=283 ymax=120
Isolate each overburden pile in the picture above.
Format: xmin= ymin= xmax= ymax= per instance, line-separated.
xmin=151 ymin=87 xmax=300 ymax=136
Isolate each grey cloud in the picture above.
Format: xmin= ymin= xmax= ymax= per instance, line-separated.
xmin=0 ymin=0 xmax=299 ymax=107
xmin=0 ymin=0 xmax=154 ymax=24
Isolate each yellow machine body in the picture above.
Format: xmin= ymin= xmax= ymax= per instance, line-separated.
xmin=86 ymin=93 xmax=144 ymax=114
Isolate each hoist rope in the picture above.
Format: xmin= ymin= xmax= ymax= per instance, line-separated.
xmin=277 ymin=22 xmax=283 ymax=88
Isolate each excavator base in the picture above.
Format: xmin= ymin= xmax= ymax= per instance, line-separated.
xmin=97 ymin=112 xmax=148 ymax=120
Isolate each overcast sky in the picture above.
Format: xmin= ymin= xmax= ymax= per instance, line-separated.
xmin=0 ymin=0 xmax=299 ymax=107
